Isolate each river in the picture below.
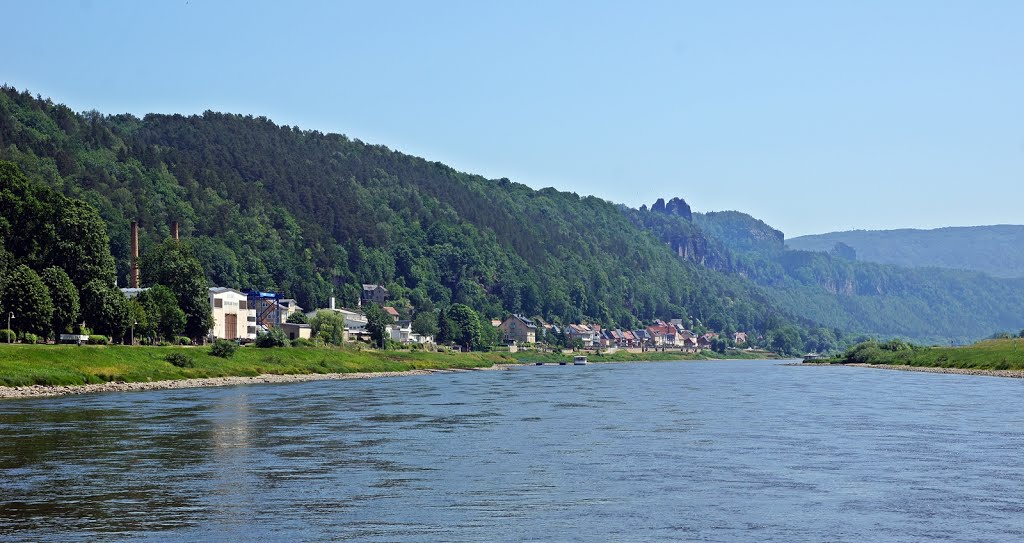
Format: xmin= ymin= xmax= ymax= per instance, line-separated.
xmin=2 ymin=360 xmax=1023 ymax=542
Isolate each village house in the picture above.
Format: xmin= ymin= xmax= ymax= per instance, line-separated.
xmin=733 ymin=332 xmax=748 ymax=345
xmin=383 ymin=306 xmax=400 ymax=321
xmin=499 ymin=314 xmax=537 ymax=344
xmin=277 ymin=298 xmax=304 ymax=324
xmin=361 ymin=284 xmax=389 ymax=305
xmin=208 ymin=287 xmax=257 ymax=341
xmin=566 ymin=324 xmax=598 ymax=347
xmin=388 ymin=320 xmax=412 ymax=344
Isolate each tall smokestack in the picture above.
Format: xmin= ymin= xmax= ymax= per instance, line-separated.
xmin=130 ymin=221 xmax=140 ymax=288
xmin=171 ymin=221 xmax=179 ymax=242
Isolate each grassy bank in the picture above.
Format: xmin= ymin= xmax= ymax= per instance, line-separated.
xmin=0 ymin=344 xmax=777 ymax=388
xmin=832 ymin=338 xmax=1024 ymax=371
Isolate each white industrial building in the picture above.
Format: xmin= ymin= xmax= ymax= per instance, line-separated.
xmin=209 ymin=287 xmax=257 ymax=341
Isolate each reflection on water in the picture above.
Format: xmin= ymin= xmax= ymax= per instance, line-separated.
xmin=2 ymin=361 xmax=1024 ymax=542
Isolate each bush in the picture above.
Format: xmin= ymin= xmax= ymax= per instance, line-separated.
xmin=0 ymin=329 xmax=15 ymax=343
xmin=176 ymin=336 xmax=192 ymax=346
xmin=165 ymin=352 xmax=195 ymax=368
xmin=87 ymin=335 xmax=109 ymax=345
xmin=209 ymin=339 xmax=237 ymax=359
xmin=255 ymin=328 xmax=288 ymax=348
xmin=20 ymin=332 xmax=39 ymax=344
xmin=291 ymin=337 xmax=314 ymax=348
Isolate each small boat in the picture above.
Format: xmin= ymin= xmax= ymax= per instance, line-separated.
xmin=573 ymin=356 xmax=588 ymax=365
xmin=535 ymin=361 xmax=544 ymax=365
xmin=558 ymin=360 xmax=567 ymax=365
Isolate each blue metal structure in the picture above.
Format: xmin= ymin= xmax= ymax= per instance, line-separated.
xmin=246 ymin=290 xmax=284 ymax=331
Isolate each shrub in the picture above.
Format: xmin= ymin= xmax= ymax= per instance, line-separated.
xmin=87 ymin=335 xmax=109 ymax=345
xmin=20 ymin=332 xmax=39 ymax=344
xmin=209 ymin=339 xmax=237 ymax=359
xmin=291 ymin=337 xmax=314 ymax=348
xmin=165 ymin=352 xmax=195 ymax=368
xmin=176 ymin=336 xmax=192 ymax=346
xmin=0 ymin=329 xmax=14 ymax=343
xmin=255 ymin=328 xmax=288 ymax=348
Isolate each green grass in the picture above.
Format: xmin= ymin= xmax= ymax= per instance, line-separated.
xmin=0 ymin=344 xmax=777 ymax=388
xmin=833 ymin=338 xmax=1024 ymax=370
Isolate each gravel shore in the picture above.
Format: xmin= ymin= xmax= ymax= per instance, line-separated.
xmin=793 ymin=362 xmax=1024 ymax=379
xmin=0 ymin=364 xmax=516 ymax=400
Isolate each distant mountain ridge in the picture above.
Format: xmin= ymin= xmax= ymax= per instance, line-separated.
xmin=787 ymin=226 xmax=1024 ymax=278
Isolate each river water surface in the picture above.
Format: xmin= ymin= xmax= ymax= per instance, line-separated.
xmin=2 ymin=360 xmax=1024 ymax=542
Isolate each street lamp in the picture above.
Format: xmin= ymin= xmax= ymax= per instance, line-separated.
xmin=6 ymin=312 xmax=13 ymax=344
xmin=131 ymin=321 xmax=138 ymax=346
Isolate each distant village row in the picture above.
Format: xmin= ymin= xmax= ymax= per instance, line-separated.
xmin=198 ymin=283 xmax=750 ymax=352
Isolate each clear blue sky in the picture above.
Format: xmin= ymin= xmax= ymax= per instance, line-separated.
xmin=6 ymin=1 xmax=1022 ymax=237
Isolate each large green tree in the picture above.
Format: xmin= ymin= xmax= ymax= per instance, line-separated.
xmin=80 ymin=279 xmax=132 ymax=340
xmin=0 ymin=161 xmax=116 ymax=289
xmin=364 ymin=304 xmax=390 ymax=348
xmin=411 ymin=311 xmax=438 ymax=337
xmin=136 ymin=285 xmax=186 ymax=341
xmin=40 ymin=266 xmax=79 ymax=335
xmin=448 ymin=304 xmax=482 ymax=351
xmin=309 ymin=310 xmax=346 ymax=345
xmin=141 ymin=240 xmax=213 ymax=340
xmin=0 ymin=265 xmax=54 ymax=337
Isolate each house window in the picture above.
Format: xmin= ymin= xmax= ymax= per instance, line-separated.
xmin=214 ymin=299 xmax=223 ymax=308
xmin=239 ymin=300 xmax=247 ymax=310
xmin=247 ymin=326 xmax=256 ymax=335
xmin=247 ymin=316 xmax=256 ymax=322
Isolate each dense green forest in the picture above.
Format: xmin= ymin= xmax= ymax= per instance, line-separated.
xmin=5 ymin=85 xmax=1024 ymax=349
xmin=787 ymin=225 xmax=1024 ymax=278
xmin=0 ymin=86 xmax=800 ymax=342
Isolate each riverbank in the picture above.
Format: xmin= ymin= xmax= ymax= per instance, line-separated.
xmin=0 ymin=343 xmax=775 ymax=398
xmin=0 ymin=365 xmax=515 ymax=400
xmin=849 ymin=363 xmax=1024 ymax=378
xmin=827 ymin=338 xmax=1024 ymax=372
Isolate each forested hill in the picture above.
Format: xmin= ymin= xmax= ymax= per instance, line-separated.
xmin=787 ymin=226 xmax=1024 ymax=278
xmin=0 ymin=86 xmax=795 ymax=337
xmin=634 ymin=208 xmax=1024 ymax=345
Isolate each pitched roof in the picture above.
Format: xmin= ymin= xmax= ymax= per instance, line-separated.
xmin=510 ymin=314 xmax=537 ymax=328
xmin=383 ymin=306 xmax=400 ymax=317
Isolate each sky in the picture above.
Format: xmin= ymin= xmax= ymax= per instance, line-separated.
xmin=5 ymin=0 xmax=1022 ymax=237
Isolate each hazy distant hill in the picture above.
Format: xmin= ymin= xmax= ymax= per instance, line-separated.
xmin=787 ymin=226 xmax=1024 ymax=278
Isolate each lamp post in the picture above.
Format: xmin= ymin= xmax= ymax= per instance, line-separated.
xmin=131 ymin=321 xmax=138 ymax=346
xmin=6 ymin=312 xmax=13 ymax=344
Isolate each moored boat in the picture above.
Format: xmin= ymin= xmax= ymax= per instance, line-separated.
xmin=573 ymin=355 xmax=588 ymax=365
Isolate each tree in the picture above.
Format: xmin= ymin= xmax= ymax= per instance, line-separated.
xmin=141 ymin=240 xmax=213 ymax=341
xmin=477 ymin=313 xmax=498 ymax=350
xmin=436 ymin=308 xmax=456 ymax=344
xmin=309 ymin=310 xmax=346 ymax=345
xmin=448 ymin=304 xmax=482 ymax=351
xmin=136 ymin=285 xmax=186 ymax=341
xmin=286 ymin=311 xmax=308 ymax=324
xmin=0 ymin=265 xmax=54 ymax=337
xmin=0 ymin=161 xmax=116 ymax=289
xmin=255 ymin=328 xmax=287 ymax=348
xmin=79 ymin=279 xmax=132 ymax=340
xmin=411 ymin=311 xmax=438 ymax=337
xmin=40 ymin=266 xmax=79 ymax=336
xmin=364 ymin=304 xmax=390 ymax=348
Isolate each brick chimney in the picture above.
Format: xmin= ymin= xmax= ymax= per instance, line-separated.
xmin=130 ymin=221 xmax=140 ymax=288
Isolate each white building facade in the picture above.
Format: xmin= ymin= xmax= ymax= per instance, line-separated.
xmin=209 ymin=287 xmax=257 ymax=341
